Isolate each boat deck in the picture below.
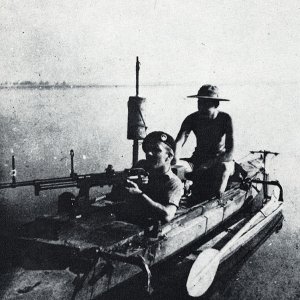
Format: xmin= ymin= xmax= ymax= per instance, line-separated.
xmin=0 ymin=157 xmax=281 ymax=300
xmin=10 ymin=157 xmax=263 ymax=261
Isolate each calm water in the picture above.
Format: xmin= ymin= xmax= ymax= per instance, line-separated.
xmin=0 ymin=83 xmax=299 ymax=299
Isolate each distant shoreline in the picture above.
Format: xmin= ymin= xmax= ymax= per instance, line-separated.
xmin=0 ymin=82 xmax=179 ymax=90
xmin=0 ymin=82 xmax=118 ymax=90
xmin=1 ymin=81 xmax=297 ymax=90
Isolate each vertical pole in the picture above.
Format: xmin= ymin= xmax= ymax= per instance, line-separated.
xmin=133 ymin=140 xmax=139 ymax=167
xmin=12 ymin=155 xmax=16 ymax=184
xmin=136 ymin=57 xmax=140 ymax=97
xmin=132 ymin=56 xmax=140 ymax=166
xmin=263 ymin=150 xmax=269 ymax=199
xmin=70 ymin=149 xmax=75 ymax=178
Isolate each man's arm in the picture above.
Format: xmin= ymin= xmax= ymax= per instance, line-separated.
xmin=174 ymin=120 xmax=192 ymax=164
xmin=139 ymin=193 xmax=177 ymax=222
xmin=125 ymin=180 xmax=178 ymax=222
xmin=222 ymin=114 xmax=234 ymax=162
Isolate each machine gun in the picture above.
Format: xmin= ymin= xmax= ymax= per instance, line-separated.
xmin=0 ymin=150 xmax=148 ymax=214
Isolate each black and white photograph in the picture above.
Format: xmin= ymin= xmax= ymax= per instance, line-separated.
xmin=0 ymin=1 xmax=299 ymax=299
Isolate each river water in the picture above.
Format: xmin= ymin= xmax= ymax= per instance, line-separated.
xmin=0 ymin=83 xmax=299 ymax=299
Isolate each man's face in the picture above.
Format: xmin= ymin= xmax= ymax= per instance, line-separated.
xmin=197 ymin=99 xmax=218 ymax=115
xmin=144 ymin=141 xmax=171 ymax=170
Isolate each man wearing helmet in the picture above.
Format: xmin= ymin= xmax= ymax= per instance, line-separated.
xmin=124 ymin=131 xmax=183 ymax=223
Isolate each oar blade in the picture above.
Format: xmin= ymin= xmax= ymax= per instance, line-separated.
xmin=186 ymin=248 xmax=220 ymax=297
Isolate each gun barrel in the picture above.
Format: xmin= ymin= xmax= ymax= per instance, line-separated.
xmin=0 ymin=176 xmax=76 ymax=195
xmin=0 ymin=180 xmax=36 ymax=189
xmin=0 ymin=168 xmax=148 ymax=196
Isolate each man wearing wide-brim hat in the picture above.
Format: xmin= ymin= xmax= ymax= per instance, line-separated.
xmin=174 ymin=84 xmax=234 ymax=200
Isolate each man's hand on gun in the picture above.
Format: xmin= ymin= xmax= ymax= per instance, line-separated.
xmin=125 ymin=180 xmax=143 ymax=195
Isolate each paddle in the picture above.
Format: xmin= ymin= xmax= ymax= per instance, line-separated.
xmin=186 ymin=196 xmax=279 ymax=297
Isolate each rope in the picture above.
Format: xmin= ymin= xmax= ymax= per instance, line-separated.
xmin=247 ymin=160 xmax=261 ymax=170
xmin=236 ymin=152 xmax=252 ymax=162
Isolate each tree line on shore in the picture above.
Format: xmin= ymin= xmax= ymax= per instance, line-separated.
xmin=0 ymin=81 xmax=101 ymax=89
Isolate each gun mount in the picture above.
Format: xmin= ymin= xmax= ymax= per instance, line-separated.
xmin=0 ymin=150 xmax=148 ymax=216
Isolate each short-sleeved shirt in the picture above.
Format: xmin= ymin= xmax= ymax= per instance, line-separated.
xmin=116 ymin=162 xmax=183 ymax=223
xmin=142 ymin=168 xmax=183 ymax=208
xmin=180 ymin=111 xmax=233 ymax=163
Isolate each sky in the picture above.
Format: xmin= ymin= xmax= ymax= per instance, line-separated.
xmin=0 ymin=0 xmax=299 ymax=85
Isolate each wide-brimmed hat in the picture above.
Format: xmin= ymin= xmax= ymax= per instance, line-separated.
xmin=187 ymin=84 xmax=230 ymax=101
xmin=142 ymin=131 xmax=176 ymax=153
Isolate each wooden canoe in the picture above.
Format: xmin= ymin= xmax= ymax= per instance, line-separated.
xmin=0 ymin=156 xmax=283 ymax=299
